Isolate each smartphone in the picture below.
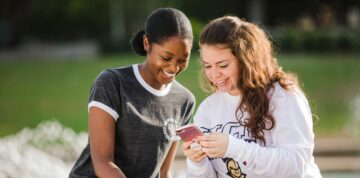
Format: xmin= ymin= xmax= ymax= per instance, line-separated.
xmin=176 ymin=124 xmax=203 ymax=142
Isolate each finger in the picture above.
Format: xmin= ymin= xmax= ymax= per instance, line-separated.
xmin=199 ymin=140 xmax=218 ymax=148
xmin=193 ymin=153 xmax=207 ymax=162
xmin=192 ymin=150 xmax=205 ymax=158
xmin=197 ymin=133 xmax=222 ymax=142
xmin=182 ymin=141 xmax=193 ymax=148
xmin=196 ymin=135 xmax=214 ymax=141
xmin=201 ymin=147 xmax=213 ymax=154
xmin=188 ymin=151 xmax=203 ymax=162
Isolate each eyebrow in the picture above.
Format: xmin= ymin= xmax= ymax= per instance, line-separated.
xmin=161 ymin=51 xmax=189 ymax=58
xmin=201 ymin=59 xmax=230 ymax=64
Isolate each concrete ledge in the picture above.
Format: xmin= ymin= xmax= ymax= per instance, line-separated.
xmin=315 ymin=156 xmax=360 ymax=171
xmin=315 ymin=137 xmax=360 ymax=155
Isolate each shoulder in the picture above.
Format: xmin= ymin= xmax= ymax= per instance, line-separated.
xmin=95 ymin=65 xmax=133 ymax=83
xmin=171 ymin=80 xmax=195 ymax=102
xmin=269 ymin=82 xmax=309 ymax=110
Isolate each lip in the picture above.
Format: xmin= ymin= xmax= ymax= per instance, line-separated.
xmin=161 ymin=70 xmax=176 ymax=83
xmin=163 ymin=70 xmax=176 ymax=77
xmin=214 ymin=78 xmax=228 ymax=87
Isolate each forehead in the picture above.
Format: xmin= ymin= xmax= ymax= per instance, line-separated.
xmin=200 ymin=44 xmax=235 ymax=63
xmin=153 ymin=37 xmax=192 ymax=54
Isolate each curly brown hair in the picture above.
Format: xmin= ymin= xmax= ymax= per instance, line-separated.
xmin=199 ymin=16 xmax=299 ymax=145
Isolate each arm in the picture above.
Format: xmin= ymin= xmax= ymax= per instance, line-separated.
xmin=224 ymin=91 xmax=316 ymax=177
xmin=160 ymin=141 xmax=179 ymax=178
xmin=89 ymin=107 xmax=126 ymax=178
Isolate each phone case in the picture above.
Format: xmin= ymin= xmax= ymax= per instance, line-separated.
xmin=176 ymin=124 xmax=203 ymax=141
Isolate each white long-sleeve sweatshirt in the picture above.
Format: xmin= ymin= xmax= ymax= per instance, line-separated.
xmin=187 ymin=83 xmax=322 ymax=178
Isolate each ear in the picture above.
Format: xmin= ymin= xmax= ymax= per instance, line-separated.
xmin=143 ymin=35 xmax=150 ymax=52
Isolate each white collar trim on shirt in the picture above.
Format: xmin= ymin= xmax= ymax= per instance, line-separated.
xmin=132 ymin=64 xmax=172 ymax=96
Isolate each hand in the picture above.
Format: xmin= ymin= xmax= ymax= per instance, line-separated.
xmin=197 ymin=133 xmax=229 ymax=158
xmin=182 ymin=140 xmax=207 ymax=162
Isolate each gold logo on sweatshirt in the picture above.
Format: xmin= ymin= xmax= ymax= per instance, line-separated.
xmin=223 ymin=158 xmax=246 ymax=178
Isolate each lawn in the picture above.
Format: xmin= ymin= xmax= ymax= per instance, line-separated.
xmin=0 ymin=53 xmax=359 ymax=137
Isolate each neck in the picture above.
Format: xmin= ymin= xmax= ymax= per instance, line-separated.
xmin=138 ymin=63 xmax=166 ymax=90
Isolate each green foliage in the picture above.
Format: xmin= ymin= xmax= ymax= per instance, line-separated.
xmin=272 ymin=27 xmax=360 ymax=53
xmin=272 ymin=28 xmax=303 ymax=51
xmin=21 ymin=0 xmax=110 ymax=40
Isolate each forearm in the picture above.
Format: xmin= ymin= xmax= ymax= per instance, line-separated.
xmin=160 ymin=142 xmax=179 ymax=178
xmin=226 ymin=135 xmax=312 ymax=177
xmin=93 ymin=160 xmax=126 ymax=178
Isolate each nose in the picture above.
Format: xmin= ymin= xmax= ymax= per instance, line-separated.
xmin=210 ymin=68 xmax=221 ymax=78
xmin=168 ymin=62 xmax=180 ymax=74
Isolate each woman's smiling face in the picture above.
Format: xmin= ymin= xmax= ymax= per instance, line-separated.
xmin=201 ymin=44 xmax=241 ymax=95
xmin=143 ymin=36 xmax=192 ymax=89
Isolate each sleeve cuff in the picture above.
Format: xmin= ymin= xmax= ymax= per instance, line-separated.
xmin=88 ymin=101 xmax=119 ymax=121
xmin=186 ymin=157 xmax=210 ymax=171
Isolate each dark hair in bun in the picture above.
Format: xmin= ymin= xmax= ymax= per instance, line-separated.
xmin=130 ymin=7 xmax=193 ymax=56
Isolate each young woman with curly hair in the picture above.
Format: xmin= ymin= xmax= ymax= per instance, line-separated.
xmin=182 ymin=16 xmax=321 ymax=178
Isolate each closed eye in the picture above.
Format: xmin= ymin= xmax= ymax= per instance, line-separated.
xmin=220 ymin=64 xmax=229 ymax=68
xmin=204 ymin=65 xmax=211 ymax=69
xmin=177 ymin=58 xmax=189 ymax=64
xmin=160 ymin=55 xmax=172 ymax=61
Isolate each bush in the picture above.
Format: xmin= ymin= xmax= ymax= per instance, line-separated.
xmin=271 ymin=28 xmax=303 ymax=52
xmin=271 ymin=27 xmax=360 ymax=53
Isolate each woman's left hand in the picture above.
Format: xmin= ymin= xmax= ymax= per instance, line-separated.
xmin=197 ymin=133 xmax=229 ymax=158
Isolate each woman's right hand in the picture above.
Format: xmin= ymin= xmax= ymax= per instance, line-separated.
xmin=182 ymin=140 xmax=207 ymax=162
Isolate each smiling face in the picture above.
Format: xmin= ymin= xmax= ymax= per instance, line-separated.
xmin=141 ymin=36 xmax=192 ymax=90
xmin=201 ymin=44 xmax=241 ymax=95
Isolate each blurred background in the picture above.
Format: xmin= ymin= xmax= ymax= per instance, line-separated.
xmin=0 ymin=0 xmax=359 ymax=177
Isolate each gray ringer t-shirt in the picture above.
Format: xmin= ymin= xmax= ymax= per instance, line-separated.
xmin=69 ymin=64 xmax=195 ymax=178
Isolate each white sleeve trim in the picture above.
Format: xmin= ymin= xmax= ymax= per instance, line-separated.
xmin=88 ymin=101 xmax=119 ymax=121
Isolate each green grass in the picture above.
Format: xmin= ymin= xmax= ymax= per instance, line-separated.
xmin=0 ymin=53 xmax=359 ymax=137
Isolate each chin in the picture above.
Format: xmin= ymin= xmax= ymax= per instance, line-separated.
xmin=162 ymin=78 xmax=174 ymax=85
xmin=218 ymin=88 xmax=230 ymax=93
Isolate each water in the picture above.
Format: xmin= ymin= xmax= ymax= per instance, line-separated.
xmin=0 ymin=121 xmax=87 ymax=178
xmin=0 ymin=120 xmax=358 ymax=178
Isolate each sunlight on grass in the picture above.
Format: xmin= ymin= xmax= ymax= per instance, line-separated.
xmin=0 ymin=53 xmax=360 ymax=137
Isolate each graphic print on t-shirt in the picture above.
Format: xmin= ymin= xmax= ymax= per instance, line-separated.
xmin=200 ymin=121 xmax=256 ymax=143
xmin=163 ymin=117 xmax=179 ymax=141
xmin=200 ymin=121 xmax=255 ymax=178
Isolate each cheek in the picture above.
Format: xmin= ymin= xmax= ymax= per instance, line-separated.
xmin=180 ymin=62 xmax=189 ymax=70
xmin=204 ymin=69 xmax=210 ymax=78
xmin=204 ymin=70 xmax=214 ymax=82
xmin=230 ymin=66 xmax=240 ymax=81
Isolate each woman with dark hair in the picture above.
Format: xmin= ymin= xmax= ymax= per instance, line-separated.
xmin=69 ymin=8 xmax=195 ymax=178
xmin=182 ymin=16 xmax=321 ymax=178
